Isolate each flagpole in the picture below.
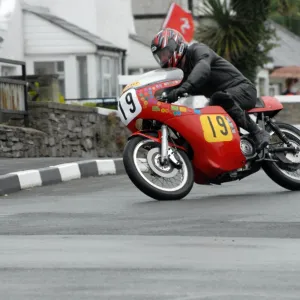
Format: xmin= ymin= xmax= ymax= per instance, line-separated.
xmin=188 ymin=0 xmax=193 ymax=14
xmin=160 ymin=2 xmax=195 ymax=42
xmin=161 ymin=2 xmax=175 ymax=29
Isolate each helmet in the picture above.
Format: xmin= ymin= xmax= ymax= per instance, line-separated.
xmin=151 ymin=28 xmax=188 ymax=68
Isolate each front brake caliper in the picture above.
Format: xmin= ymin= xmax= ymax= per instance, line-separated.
xmin=168 ymin=148 xmax=182 ymax=169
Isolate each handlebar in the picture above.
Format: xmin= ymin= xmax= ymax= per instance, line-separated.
xmin=157 ymin=92 xmax=189 ymax=102
xmin=156 ymin=92 xmax=168 ymax=102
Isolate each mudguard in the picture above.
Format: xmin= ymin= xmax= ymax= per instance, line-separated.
xmin=128 ymin=131 xmax=187 ymax=152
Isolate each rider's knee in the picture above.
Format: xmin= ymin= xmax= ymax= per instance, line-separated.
xmin=210 ymin=91 xmax=234 ymax=110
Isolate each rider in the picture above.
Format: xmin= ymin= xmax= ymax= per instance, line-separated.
xmin=150 ymin=28 xmax=270 ymax=151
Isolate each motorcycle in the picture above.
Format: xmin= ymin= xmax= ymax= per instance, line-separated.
xmin=117 ymin=68 xmax=300 ymax=201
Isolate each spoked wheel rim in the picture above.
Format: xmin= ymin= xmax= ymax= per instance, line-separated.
xmin=132 ymin=139 xmax=189 ymax=192
xmin=269 ymin=128 xmax=300 ymax=181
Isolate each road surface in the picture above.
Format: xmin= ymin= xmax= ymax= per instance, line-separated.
xmin=1 ymin=171 xmax=300 ymax=299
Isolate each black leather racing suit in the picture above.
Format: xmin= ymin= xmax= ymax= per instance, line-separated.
xmin=178 ymin=42 xmax=261 ymax=140
xmin=180 ymin=43 xmax=257 ymax=110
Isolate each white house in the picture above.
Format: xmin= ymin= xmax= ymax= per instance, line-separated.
xmin=0 ymin=0 xmax=24 ymax=75
xmin=0 ymin=0 xmax=157 ymax=100
xmin=22 ymin=3 xmax=127 ymax=100
xmin=127 ymin=34 xmax=156 ymax=75
xmin=1 ymin=0 xmax=299 ymax=101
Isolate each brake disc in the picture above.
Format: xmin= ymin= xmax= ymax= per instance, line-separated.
xmin=147 ymin=148 xmax=178 ymax=178
xmin=273 ymin=140 xmax=300 ymax=172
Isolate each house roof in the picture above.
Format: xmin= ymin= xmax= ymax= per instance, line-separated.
xmin=129 ymin=34 xmax=149 ymax=47
xmin=131 ymin=0 xmax=300 ymax=67
xmin=269 ymin=21 xmax=300 ymax=67
xmin=131 ymin=0 xmax=192 ymax=45
xmin=22 ymin=4 xmax=125 ymax=52
xmin=133 ymin=19 xmax=164 ymax=45
xmin=132 ymin=0 xmax=204 ymax=15
xmin=133 ymin=17 xmax=300 ymax=68
xmin=132 ymin=0 xmax=180 ymax=15
xmin=270 ymin=66 xmax=300 ymax=78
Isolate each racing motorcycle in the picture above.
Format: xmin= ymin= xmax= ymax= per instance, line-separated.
xmin=117 ymin=68 xmax=300 ymax=201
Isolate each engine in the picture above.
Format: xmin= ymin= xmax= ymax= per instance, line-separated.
xmin=240 ymin=136 xmax=256 ymax=159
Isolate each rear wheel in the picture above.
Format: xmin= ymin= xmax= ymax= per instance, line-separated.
xmin=263 ymin=123 xmax=300 ymax=190
xmin=123 ymin=136 xmax=194 ymax=200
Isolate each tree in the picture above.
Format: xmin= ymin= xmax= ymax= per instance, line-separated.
xmin=269 ymin=0 xmax=300 ymax=36
xmin=194 ymin=0 xmax=295 ymax=82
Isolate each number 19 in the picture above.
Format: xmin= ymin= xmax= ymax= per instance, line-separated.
xmin=119 ymin=92 xmax=136 ymax=120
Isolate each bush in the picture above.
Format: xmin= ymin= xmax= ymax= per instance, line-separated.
xmin=96 ymin=103 xmax=117 ymax=110
xmin=82 ymin=102 xmax=97 ymax=107
xmin=65 ymin=101 xmax=117 ymax=110
xmin=59 ymin=94 xmax=65 ymax=103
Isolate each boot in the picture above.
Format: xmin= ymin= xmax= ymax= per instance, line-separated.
xmin=227 ymin=103 xmax=270 ymax=151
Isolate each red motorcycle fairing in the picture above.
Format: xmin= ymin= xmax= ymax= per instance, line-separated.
xmin=248 ymin=96 xmax=283 ymax=116
xmin=122 ymin=85 xmax=247 ymax=184
xmin=164 ymin=106 xmax=247 ymax=184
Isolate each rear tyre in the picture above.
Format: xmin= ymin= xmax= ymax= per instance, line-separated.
xmin=123 ymin=136 xmax=194 ymax=201
xmin=263 ymin=122 xmax=300 ymax=190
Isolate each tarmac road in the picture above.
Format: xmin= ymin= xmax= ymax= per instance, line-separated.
xmin=1 ymin=171 xmax=300 ymax=299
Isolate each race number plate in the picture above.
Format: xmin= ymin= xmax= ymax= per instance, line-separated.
xmin=200 ymin=114 xmax=233 ymax=142
xmin=118 ymin=88 xmax=142 ymax=125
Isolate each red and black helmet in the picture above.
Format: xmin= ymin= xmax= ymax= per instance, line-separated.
xmin=151 ymin=28 xmax=188 ymax=68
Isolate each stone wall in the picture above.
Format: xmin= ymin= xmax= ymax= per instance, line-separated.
xmin=274 ymin=103 xmax=300 ymax=124
xmin=0 ymin=125 xmax=47 ymax=158
xmin=0 ymin=100 xmax=300 ymax=158
xmin=0 ymin=101 xmax=130 ymax=158
xmin=28 ymin=102 xmax=130 ymax=158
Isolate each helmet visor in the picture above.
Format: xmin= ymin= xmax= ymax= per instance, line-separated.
xmin=153 ymin=47 xmax=172 ymax=67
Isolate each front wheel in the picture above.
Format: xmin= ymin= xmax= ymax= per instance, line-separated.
xmin=263 ymin=122 xmax=300 ymax=190
xmin=123 ymin=136 xmax=194 ymax=201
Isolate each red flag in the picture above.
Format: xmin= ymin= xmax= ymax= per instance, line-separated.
xmin=162 ymin=2 xmax=194 ymax=43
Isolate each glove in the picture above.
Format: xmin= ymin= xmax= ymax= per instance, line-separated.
xmin=166 ymin=87 xmax=187 ymax=103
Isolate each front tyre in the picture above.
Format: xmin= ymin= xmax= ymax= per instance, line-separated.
xmin=263 ymin=122 xmax=300 ymax=190
xmin=123 ymin=136 xmax=194 ymax=201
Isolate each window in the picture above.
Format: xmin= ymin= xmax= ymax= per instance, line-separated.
xmin=97 ymin=55 xmax=120 ymax=98
xmin=258 ymin=77 xmax=266 ymax=97
xmin=143 ymin=68 xmax=156 ymax=73
xmin=129 ymin=68 xmax=155 ymax=75
xmin=269 ymin=86 xmax=275 ymax=96
xmin=57 ymin=61 xmax=64 ymax=72
xmin=1 ymin=66 xmax=16 ymax=76
xmin=34 ymin=61 xmax=65 ymax=97
xmin=129 ymin=68 xmax=141 ymax=75
xmin=76 ymin=56 xmax=88 ymax=98
xmin=269 ymin=84 xmax=280 ymax=96
xmin=102 ymin=57 xmax=111 ymax=97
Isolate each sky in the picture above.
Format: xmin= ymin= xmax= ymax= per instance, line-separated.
xmin=0 ymin=0 xmax=16 ymax=31
xmin=0 ymin=0 xmax=16 ymax=20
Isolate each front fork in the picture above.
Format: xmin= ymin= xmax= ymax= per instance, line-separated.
xmin=160 ymin=125 xmax=182 ymax=168
xmin=160 ymin=125 xmax=168 ymax=164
